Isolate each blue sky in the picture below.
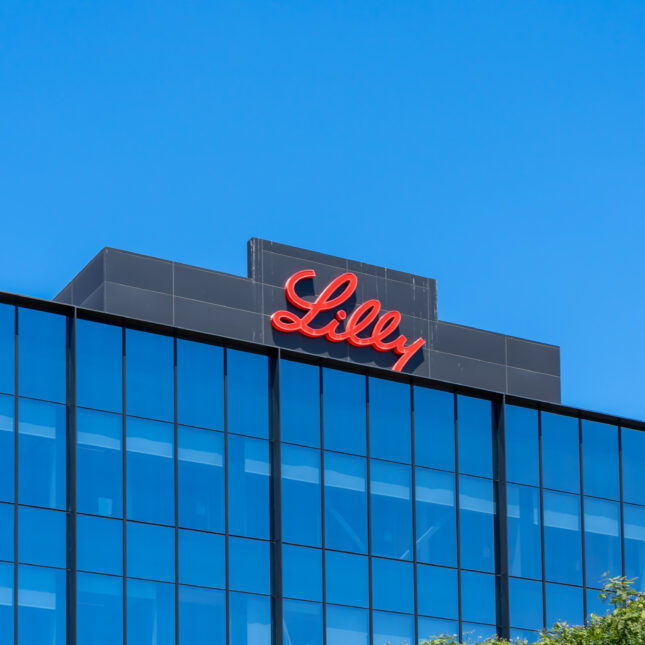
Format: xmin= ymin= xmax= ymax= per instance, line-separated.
xmin=1 ymin=2 xmax=644 ymax=419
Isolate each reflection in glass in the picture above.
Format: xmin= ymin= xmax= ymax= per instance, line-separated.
xmin=0 ymin=503 xmax=13 ymax=562
xmin=326 ymin=605 xmax=368 ymax=645
xmin=621 ymin=428 xmax=645 ymax=506
xmin=543 ymin=490 xmax=582 ymax=585
xmin=0 ymin=562 xmax=13 ymax=643
xmin=414 ymin=386 xmax=454 ymax=472
xmin=324 ymin=452 xmax=367 ymax=553
xmin=178 ymin=529 xmax=225 ymax=589
xmin=229 ymin=592 xmax=271 ymax=645
xmin=541 ymin=413 xmax=579 ymax=494
xmin=0 ymin=303 xmax=14 ymax=396
xmin=126 ymin=578 xmax=174 ymax=645
xmin=282 ymin=544 xmax=322 ymax=602
xmin=459 ymin=475 xmax=495 ymax=572
xmin=127 ymin=522 xmax=175 ymax=583
xmin=228 ymin=537 xmax=270 ymax=595
xmin=179 ymin=586 xmax=226 ymax=645
xmin=461 ymin=570 xmax=496 ymax=624
xmin=545 ymin=583 xmax=583 ymax=627
xmin=509 ymin=577 xmax=543 ymax=630
xmin=227 ymin=349 xmax=269 ymax=439
xmin=325 ymin=551 xmax=368 ymax=608
xmin=370 ymin=460 xmax=413 ymax=560
xmin=77 ymin=572 xmax=123 ymax=645
xmin=369 ymin=377 xmax=411 ymax=464
xmin=371 ymin=557 xmax=414 ymax=614
xmin=283 ymin=598 xmax=322 ymax=645
xmin=417 ymin=564 xmax=458 ymax=619
xmin=457 ymin=395 xmax=492 ymax=478
xmin=505 ymin=405 xmax=539 ymax=486
xmin=623 ymin=504 xmax=645 ymax=591
xmin=416 ymin=468 xmax=457 ymax=567
xmin=582 ymin=420 xmax=619 ymax=501
xmin=584 ymin=497 xmax=621 ymax=588
xmin=282 ymin=444 xmax=321 ymax=547
xmin=77 ymin=515 xmax=122 ymax=576
xmin=18 ymin=507 xmax=65 ymax=568
xmin=418 ymin=617 xmax=459 ymax=641
xmin=372 ymin=611 xmax=414 ymax=645
xmin=507 ymin=484 xmax=541 ymax=579
xmin=323 ymin=368 xmax=366 ymax=455
xmin=462 ymin=623 xmax=497 ymax=643
xmin=281 ymin=359 xmax=320 ymax=448
xmin=0 ymin=395 xmax=14 ymax=503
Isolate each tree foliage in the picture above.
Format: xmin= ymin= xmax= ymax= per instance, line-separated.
xmin=420 ymin=577 xmax=645 ymax=645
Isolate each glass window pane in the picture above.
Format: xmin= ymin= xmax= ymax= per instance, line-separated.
xmin=76 ymin=319 xmax=122 ymax=413
xmin=0 ymin=503 xmax=13 ymax=562
xmin=0 ymin=304 xmax=14 ymax=396
xmin=323 ymin=367 xmax=366 ymax=455
xmin=418 ymin=617 xmax=459 ymax=642
xmin=417 ymin=564 xmax=458 ymax=620
xmin=372 ymin=611 xmax=413 ymax=645
xmin=229 ymin=592 xmax=271 ymax=645
xmin=461 ymin=570 xmax=496 ymax=624
xmin=324 ymin=551 xmax=368 ymax=608
xmin=457 ymin=395 xmax=492 ymax=478
xmin=0 ymin=395 xmax=14 ymax=503
xmin=326 ymin=605 xmax=368 ymax=645
xmin=586 ymin=587 xmax=610 ymax=618
xmin=369 ymin=377 xmax=411 ymax=463
xmin=18 ymin=507 xmax=66 ymax=568
xmin=177 ymin=339 xmax=223 ymax=430
xmin=282 ymin=599 xmax=322 ymax=645
xmin=227 ymin=349 xmax=268 ymax=439
xmin=582 ymin=420 xmax=619 ymax=500
xmin=281 ymin=360 xmax=320 ymax=448
xmin=126 ymin=578 xmax=174 ymax=645
xmin=18 ymin=565 xmax=66 ymax=645
xmin=125 ymin=329 xmax=173 ymax=422
xmin=228 ymin=435 xmax=270 ymax=539
xmin=77 ymin=408 xmax=122 ymax=517
xmin=282 ymin=545 xmax=321 ymax=602
xmin=370 ymin=460 xmax=412 ymax=560
xmin=541 ymin=412 xmax=579 ymax=493
xmin=18 ymin=398 xmax=66 ymax=509
xmin=459 ymin=475 xmax=495 ymax=573
xmin=510 ymin=628 xmax=540 ymax=643
xmin=509 ymin=578 xmax=543 ymax=630
xmin=228 ymin=537 xmax=270 ymax=595
xmin=0 ymin=562 xmax=13 ymax=643
xmin=77 ymin=515 xmax=122 ymax=575
xmin=282 ymin=444 xmax=321 ymax=547
xmin=624 ymin=504 xmax=645 ymax=591
xmin=414 ymin=386 xmax=454 ymax=472
xmin=507 ymin=484 xmax=541 ymax=579
xmin=126 ymin=522 xmax=174 ymax=583
xmin=620 ymin=428 xmax=645 ymax=506
xmin=179 ymin=586 xmax=225 ymax=645
xmin=505 ymin=405 xmax=539 ymax=486
xmin=371 ymin=558 xmax=414 ymax=614
xmin=415 ymin=468 xmax=457 ymax=567
xmin=178 ymin=529 xmax=224 ymax=589
xmin=178 ymin=426 xmax=224 ymax=532
xmin=126 ymin=417 xmax=174 ymax=525
xmin=545 ymin=583 xmax=583 ymax=627
xmin=324 ymin=452 xmax=367 ymax=553
xmin=584 ymin=498 xmax=621 ymax=588
xmin=543 ymin=490 xmax=582 ymax=585
xmin=77 ymin=572 xmax=123 ymax=645
xmin=18 ymin=307 xmax=66 ymax=404
xmin=462 ymin=623 xmax=497 ymax=643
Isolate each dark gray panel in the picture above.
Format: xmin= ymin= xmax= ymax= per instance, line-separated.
xmin=353 ymin=273 xmax=432 ymax=320
xmin=66 ymin=252 xmax=104 ymax=305
xmin=104 ymin=248 xmax=173 ymax=294
xmin=257 ymin=239 xmax=347 ymax=270
xmin=55 ymin=284 xmax=73 ymax=304
xmin=429 ymin=351 xmax=507 ymax=392
xmin=260 ymin=251 xmax=348 ymax=291
xmin=506 ymin=366 xmax=561 ymax=403
xmin=432 ymin=322 xmax=506 ymax=364
xmin=104 ymin=282 xmax=173 ymax=326
xmin=507 ymin=337 xmax=560 ymax=377
xmin=80 ymin=284 xmax=105 ymax=311
xmin=175 ymin=297 xmax=264 ymax=344
xmin=174 ymin=264 xmax=259 ymax=313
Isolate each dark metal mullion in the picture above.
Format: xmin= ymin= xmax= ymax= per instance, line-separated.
xmin=173 ymin=337 xmax=179 ymax=645
xmin=453 ymin=392 xmax=462 ymax=641
xmin=270 ymin=352 xmax=283 ymax=645
xmin=319 ymin=365 xmax=326 ymax=645
xmin=13 ymin=306 xmax=18 ymax=645
xmin=579 ymin=418 xmax=587 ymax=621
xmin=122 ymin=326 xmax=127 ymax=645
xmin=66 ymin=311 xmax=77 ymax=645
xmin=618 ymin=426 xmax=626 ymax=579
xmin=366 ymin=375 xmax=373 ymax=645
xmin=224 ymin=348 xmax=230 ymax=645
xmin=537 ymin=409 xmax=547 ymax=630
xmin=410 ymin=383 xmax=419 ymax=645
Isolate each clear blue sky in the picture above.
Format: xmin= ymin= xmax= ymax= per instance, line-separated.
xmin=1 ymin=2 xmax=644 ymax=419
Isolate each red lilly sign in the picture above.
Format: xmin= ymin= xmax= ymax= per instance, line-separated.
xmin=270 ymin=269 xmax=425 ymax=372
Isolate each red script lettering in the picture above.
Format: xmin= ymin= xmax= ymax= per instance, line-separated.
xmin=271 ymin=270 xmax=426 ymax=372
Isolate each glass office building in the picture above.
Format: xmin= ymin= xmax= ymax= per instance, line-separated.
xmin=1 ymin=240 xmax=644 ymax=645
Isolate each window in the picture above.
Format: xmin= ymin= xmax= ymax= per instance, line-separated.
xmin=179 ymin=586 xmax=226 ymax=645
xmin=227 ymin=349 xmax=268 ymax=439
xmin=624 ymin=504 xmax=645 ymax=591
xmin=0 ymin=503 xmax=13 ymax=562
xmin=126 ymin=579 xmax=174 ymax=645
xmin=18 ymin=507 xmax=66 ymax=568
xmin=18 ymin=398 xmax=66 ymax=509
xmin=459 ymin=475 xmax=495 ymax=573
xmin=461 ymin=570 xmax=496 ymax=624
xmin=417 ymin=564 xmax=458 ymax=619
xmin=77 ymin=515 xmax=122 ymax=575
xmin=326 ymin=605 xmax=368 ymax=645
xmin=76 ymin=319 xmax=122 ymax=413
xmin=584 ymin=498 xmax=621 ymax=588
xmin=369 ymin=377 xmax=411 ymax=463
xmin=125 ymin=329 xmax=173 ymax=422
xmin=127 ymin=522 xmax=175 ymax=583
xmin=507 ymin=484 xmax=541 ymax=579
xmin=228 ymin=537 xmax=270 ymax=595
xmin=0 ymin=562 xmax=13 ymax=642
xmin=505 ymin=405 xmax=539 ymax=486
xmin=418 ymin=617 xmax=458 ymax=642
xmin=76 ymin=408 xmax=122 ymax=517
xmin=620 ymin=428 xmax=645 ymax=506
xmin=283 ymin=599 xmax=323 ymax=645
xmin=177 ymin=339 xmax=223 ymax=430
xmin=545 ymin=583 xmax=583 ymax=627
xmin=370 ymin=460 xmax=412 ymax=560
xmin=0 ymin=303 xmax=14 ymax=396
xmin=372 ymin=611 xmax=413 ymax=645
xmin=178 ymin=425 xmax=224 ymax=532
xmin=77 ymin=572 xmax=123 ymax=645
xmin=0 ymin=395 xmax=14 ymax=503
xmin=18 ymin=307 xmax=66 ymax=404
xmin=416 ymin=468 xmax=457 ymax=567
xmin=541 ymin=412 xmax=579 ymax=494
xmin=282 ymin=444 xmax=321 ymax=547
xmin=323 ymin=367 xmax=366 ymax=455
xmin=281 ymin=359 xmax=320 ymax=448
xmin=324 ymin=452 xmax=367 ymax=553
xmin=178 ymin=529 xmax=225 ymax=589
xmin=509 ymin=578 xmax=543 ymax=630
xmin=325 ymin=551 xmax=368 ymax=607
xmin=282 ymin=545 xmax=322 ymax=602
xmin=414 ymin=386 xmax=454 ymax=472
xmin=543 ymin=490 xmax=582 ymax=585
xmin=228 ymin=435 xmax=270 ymax=539
xmin=582 ymin=420 xmax=619 ymax=501
xmin=126 ymin=417 xmax=174 ymax=525
xmin=371 ymin=557 xmax=414 ymax=614
xmin=457 ymin=395 xmax=492 ymax=478
xmin=229 ymin=592 xmax=271 ymax=645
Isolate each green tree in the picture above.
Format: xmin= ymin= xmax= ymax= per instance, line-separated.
xmin=420 ymin=577 xmax=645 ymax=645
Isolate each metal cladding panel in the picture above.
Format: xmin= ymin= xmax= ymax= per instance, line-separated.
xmin=53 ymin=239 xmax=561 ymax=402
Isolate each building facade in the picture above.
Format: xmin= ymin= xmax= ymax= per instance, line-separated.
xmin=0 ymin=239 xmax=644 ymax=645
